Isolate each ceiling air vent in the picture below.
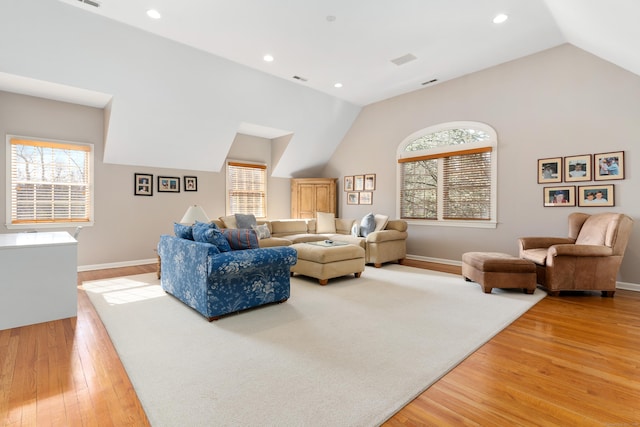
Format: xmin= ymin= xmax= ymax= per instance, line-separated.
xmin=391 ymin=54 xmax=417 ymax=66
xmin=421 ymin=79 xmax=438 ymax=86
xmin=77 ymin=0 xmax=101 ymax=8
xmin=292 ymin=75 xmax=308 ymax=82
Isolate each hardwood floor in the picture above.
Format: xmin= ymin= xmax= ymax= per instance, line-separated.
xmin=2 ymin=262 xmax=639 ymax=426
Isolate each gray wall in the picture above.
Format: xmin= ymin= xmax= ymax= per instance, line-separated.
xmin=325 ymin=44 xmax=640 ymax=285
xmin=0 ymin=91 xmax=290 ymax=268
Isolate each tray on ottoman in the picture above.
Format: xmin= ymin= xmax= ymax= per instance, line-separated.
xmin=291 ymin=242 xmax=365 ymax=285
xmin=462 ymin=251 xmax=537 ymax=294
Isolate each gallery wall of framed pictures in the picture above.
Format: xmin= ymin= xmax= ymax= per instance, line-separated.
xmin=134 ymin=173 xmax=199 ymax=196
xmin=538 ymin=151 xmax=623 ymax=207
xmin=344 ymin=173 xmax=375 ymax=205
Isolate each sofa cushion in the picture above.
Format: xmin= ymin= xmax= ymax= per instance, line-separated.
xmin=316 ymin=212 xmax=336 ymax=234
xmin=174 ymin=223 xmax=193 ymax=240
xmin=219 ymin=215 xmax=238 ymax=229
xmin=359 ymin=213 xmax=376 ymax=237
xmin=252 ymin=223 xmax=271 ymax=239
xmin=223 ymin=229 xmax=260 ymax=250
xmin=270 ymin=220 xmax=308 ymax=236
xmin=192 ymin=221 xmax=230 ymax=252
xmin=235 ymin=213 xmax=257 ymax=229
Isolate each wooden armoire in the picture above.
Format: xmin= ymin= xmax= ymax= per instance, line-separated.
xmin=291 ymin=178 xmax=337 ymax=219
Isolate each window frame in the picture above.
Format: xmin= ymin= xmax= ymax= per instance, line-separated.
xmin=225 ymin=160 xmax=268 ymax=218
xmin=396 ymin=121 xmax=497 ymax=229
xmin=6 ymin=134 xmax=95 ymax=230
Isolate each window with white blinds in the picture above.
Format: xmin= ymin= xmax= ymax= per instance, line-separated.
xmin=397 ymin=123 xmax=496 ymax=227
xmin=226 ymin=161 xmax=267 ymax=217
xmin=7 ymin=136 xmax=94 ymax=228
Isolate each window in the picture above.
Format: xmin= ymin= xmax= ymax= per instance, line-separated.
xmin=397 ymin=122 xmax=497 ymax=227
xmin=7 ymin=135 xmax=94 ymax=228
xmin=226 ymin=161 xmax=267 ymax=217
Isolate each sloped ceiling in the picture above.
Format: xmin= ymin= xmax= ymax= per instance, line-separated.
xmin=0 ymin=0 xmax=638 ymax=176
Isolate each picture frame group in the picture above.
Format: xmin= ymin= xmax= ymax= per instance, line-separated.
xmin=538 ymin=151 xmax=624 ymax=184
xmin=344 ymin=173 xmax=375 ymax=204
xmin=135 ymin=174 xmax=199 ymax=196
xmin=543 ymin=184 xmax=615 ymax=207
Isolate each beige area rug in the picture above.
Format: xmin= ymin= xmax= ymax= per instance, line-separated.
xmin=83 ymin=264 xmax=545 ymax=426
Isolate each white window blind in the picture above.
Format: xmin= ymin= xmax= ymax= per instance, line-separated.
xmin=227 ymin=161 xmax=267 ymax=217
xmin=9 ymin=137 xmax=93 ymax=226
xmin=442 ymin=149 xmax=491 ymax=220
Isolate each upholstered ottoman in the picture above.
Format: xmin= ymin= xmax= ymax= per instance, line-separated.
xmin=462 ymin=252 xmax=537 ymax=294
xmin=291 ymin=242 xmax=365 ymax=285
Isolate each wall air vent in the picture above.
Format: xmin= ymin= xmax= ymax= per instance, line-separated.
xmin=292 ymin=75 xmax=308 ymax=82
xmin=391 ymin=54 xmax=417 ymax=66
xmin=77 ymin=0 xmax=101 ymax=8
xmin=421 ymin=79 xmax=438 ymax=86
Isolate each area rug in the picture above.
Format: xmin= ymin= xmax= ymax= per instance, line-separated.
xmin=83 ymin=264 xmax=545 ymax=426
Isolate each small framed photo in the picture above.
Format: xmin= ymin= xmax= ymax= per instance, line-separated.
xmin=347 ymin=192 xmax=359 ymax=205
xmin=564 ymin=154 xmax=592 ymax=182
xmin=543 ymin=186 xmax=575 ymax=207
xmin=364 ymin=174 xmax=376 ymax=191
xmin=538 ymin=157 xmax=562 ymax=183
xmin=344 ymin=176 xmax=354 ymax=192
xmin=184 ymin=176 xmax=198 ymax=191
xmin=158 ymin=176 xmax=180 ymax=193
xmin=134 ymin=173 xmax=153 ymax=196
xmin=594 ymin=151 xmax=624 ymax=181
xmin=354 ymin=175 xmax=364 ymax=191
xmin=578 ymin=184 xmax=615 ymax=207
xmin=359 ymin=191 xmax=373 ymax=205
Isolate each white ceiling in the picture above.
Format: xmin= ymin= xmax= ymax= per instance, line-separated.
xmin=57 ymin=0 xmax=640 ymax=107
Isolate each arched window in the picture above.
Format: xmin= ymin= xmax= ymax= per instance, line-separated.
xmin=397 ymin=122 xmax=497 ymax=228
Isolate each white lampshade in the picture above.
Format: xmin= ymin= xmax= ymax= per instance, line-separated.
xmin=180 ymin=205 xmax=210 ymax=224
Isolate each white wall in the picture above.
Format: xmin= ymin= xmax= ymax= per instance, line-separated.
xmin=0 ymin=92 xmax=290 ymax=267
xmin=325 ymin=44 xmax=640 ymax=284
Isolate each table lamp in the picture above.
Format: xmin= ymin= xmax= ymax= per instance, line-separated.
xmin=180 ymin=205 xmax=210 ymax=225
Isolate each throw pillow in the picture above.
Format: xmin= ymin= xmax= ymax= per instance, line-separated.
xmin=359 ymin=213 xmax=376 ymax=237
xmin=235 ymin=213 xmax=257 ymax=229
xmin=192 ymin=221 xmax=230 ymax=252
xmin=219 ymin=215 xmax=238 ymax=229
xmin=316 ymin=212 xmax=336 ymax=234
xmin=374 ymin=214 xmax=389 ymax=232
xmin=351 ymin=223 xmax=360 ymax=237
xmin=174 ymin=223 xmax=193 ymax=240
xmin=251 ymin=224 xmax=271 ymax=239
xmin=222 ymin=229 xmax=260 ymax=250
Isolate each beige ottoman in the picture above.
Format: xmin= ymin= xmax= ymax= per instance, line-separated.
xmin=462 ymin=252 xmax=537 ymax=294
xmin=291 ymin=242 xmax=365 ymax=285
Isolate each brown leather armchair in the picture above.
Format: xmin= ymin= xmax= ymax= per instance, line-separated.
xmin=518 ymin=212 xmax=633 ymax=297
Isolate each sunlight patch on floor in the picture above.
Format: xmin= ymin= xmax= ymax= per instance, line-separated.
xmin=83 ymin=277 xmax=166 ymax=305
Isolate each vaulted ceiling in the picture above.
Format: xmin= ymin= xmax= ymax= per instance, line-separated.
xmin=57 ymin=0 xmax=640 ymax=106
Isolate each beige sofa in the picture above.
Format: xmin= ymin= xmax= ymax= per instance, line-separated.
xmin=212 ymin=217 xmax=408 ymax=267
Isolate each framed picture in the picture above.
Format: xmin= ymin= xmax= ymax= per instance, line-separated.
xmin=354 ymin=175 xmax=364 ymax=191
xmin=344 ymin=176 xmax=354 ymax=192
xmin=158 ymin=176 xmax=180 ymax=193
xmin=364 ymin=174 xmax=376 ymax=191
xmin=538 ymin=157 xmax=562 ymax=183
xmin=134 ymin=173 xmax=153 ymax=196
xmin=594 ymin=151 xmax=624 ymax=181
xmin=184 ymin=176 xmax=198 ymax=191
xmin=564 ymin=154 xmax=591 ymax=182
xmin=359 ymin=191 xmax=373 ymax=205
xmin=543 ymin=186 xmax=575 ymax=207
xmin=578 ymin=184 xmax=615 ymax=207
xmin=347 ymin=192 xmax=359 ymax=205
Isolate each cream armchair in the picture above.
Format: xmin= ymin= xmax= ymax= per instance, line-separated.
xmin=518 ymin=212 xmax=633 ymax=297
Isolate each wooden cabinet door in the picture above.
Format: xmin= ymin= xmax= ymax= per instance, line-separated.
xmin=291 ymin=178 xmax=336 ymax=219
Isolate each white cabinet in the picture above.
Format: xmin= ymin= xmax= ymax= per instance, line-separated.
xmin=0 ymin=232 xmax=78 ymax=330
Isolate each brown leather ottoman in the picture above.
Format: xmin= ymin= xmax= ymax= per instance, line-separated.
xmin=462 ymin=252 xmax=537 ymax=294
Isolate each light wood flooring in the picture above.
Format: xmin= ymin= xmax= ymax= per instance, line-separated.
xmin=1 ymin=262 xmax=639 ymax=426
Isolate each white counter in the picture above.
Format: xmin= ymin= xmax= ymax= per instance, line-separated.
xmin=0 ymin=231 xmax=78 ymax=330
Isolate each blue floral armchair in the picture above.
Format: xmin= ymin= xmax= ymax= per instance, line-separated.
xmin=158 ymin=234 xmax=297 ymax=320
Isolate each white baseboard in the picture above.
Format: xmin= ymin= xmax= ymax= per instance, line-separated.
xmin=78 ymin=258 xmax=156 ymax=272
xmin=406 ymin=253 xmax=639 ymax=292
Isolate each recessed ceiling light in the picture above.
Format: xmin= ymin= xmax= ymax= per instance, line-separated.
xmin=493 ymin=13 xmax=508 ymax=24
xmin=147 ymin=9 xmax=161 ymax=19
xmin=263 ymin=54 xmax=274 ymax=62
xmin=334 ymin=83 xmax=343 ymax=88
